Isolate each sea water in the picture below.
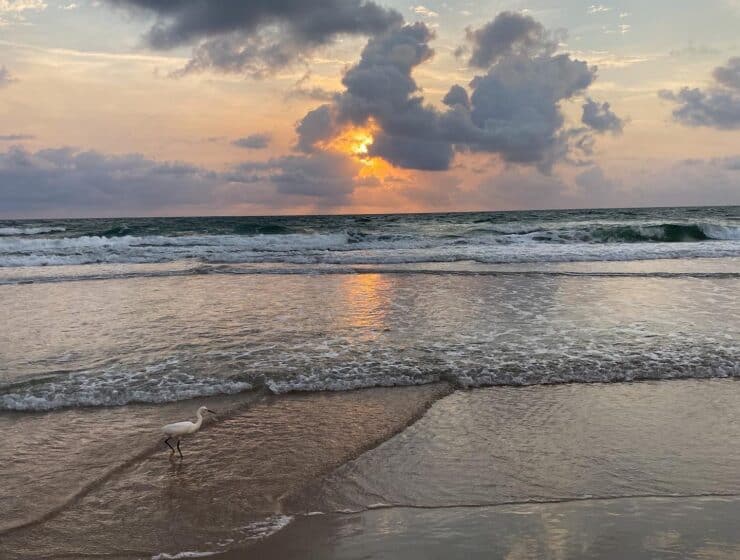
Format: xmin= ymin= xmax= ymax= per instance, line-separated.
xmin=1 ymin=206 xmax=738 ymax=411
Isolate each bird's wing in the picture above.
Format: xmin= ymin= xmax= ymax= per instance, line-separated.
xmin=162 ymin=421 xmax=193 ymax=434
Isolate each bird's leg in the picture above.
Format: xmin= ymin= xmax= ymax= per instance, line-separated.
xmin=176 ymin=439 xmax=183 ymax=459
xmin=164 ymin=437 xmax=175 ymax=454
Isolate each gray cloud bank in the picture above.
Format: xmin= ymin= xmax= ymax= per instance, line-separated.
xmin=296 ymin=12 xmax=622 ymax=172
xmin=232 ymin=133 xmax=271 ymax=149
xmin=660 ymin=57 xmax=740 ymax=129
xmin=3 ymin=142 xmax=736 ymax=217
xmin=108 ymin=0 xmax=402 ymax=76
xmin=0 ymin=146 xmax=360 ymax=217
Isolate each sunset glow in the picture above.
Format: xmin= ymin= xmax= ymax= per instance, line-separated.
xmin=320 ymin=121 xmax=409 ymax=183
xmin=0 ymin=1 xmax=738 ymax=217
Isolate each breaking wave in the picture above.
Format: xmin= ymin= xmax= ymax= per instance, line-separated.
xmin=0 ymin=368 xmax=253 ymax=411
xmin=0 ymin=226 xmax=66 ymax=236
xmin=0 ymin=221 xmax=738 ymax=268
xmin=3 ymin=349 xmax=737 ymax=411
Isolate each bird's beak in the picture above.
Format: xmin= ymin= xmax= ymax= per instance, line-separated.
xmin=207 ymin=409 xmax=217 ymax=415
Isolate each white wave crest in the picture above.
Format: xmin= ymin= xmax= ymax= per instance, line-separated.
xmin=0 ymin=368 xmax=253 ymax=411
xmin=0 ymin=231 xmax=739 ymax=268
xmin=701 ymin=224 xmax=740 ymax=240
xmin=0 ymin=226 xmax=66 ymax=236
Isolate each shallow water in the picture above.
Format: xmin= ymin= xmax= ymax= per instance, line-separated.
xmin=246 ymin=380 xmax=740 ymax=560
xmin=247 ymin=497 xmax=740 ymax=560
xmin=1 ymin=384 xmax=449 ymax=559
xmin=2 ymin=272 xmax=738 ymax=410
xmin=291 ymin=381 xmax=740 ymax=512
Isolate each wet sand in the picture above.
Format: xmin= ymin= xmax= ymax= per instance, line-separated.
xmin=231 ymin=379 xmax=740 ymax=559
xmin=3 ymin=379 xmax=739 ymax=559
xmin=244 ymin=496 xmax=740 ymax=559
xmin=1 ymin=383 xmax=451 ymax=559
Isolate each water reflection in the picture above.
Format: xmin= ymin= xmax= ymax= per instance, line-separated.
xmin=248 ymin=497 xmax=740 ymax=559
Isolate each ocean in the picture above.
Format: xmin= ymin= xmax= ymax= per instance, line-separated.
xmin=1 ymin=206 xmax=739 ymax=559
xmin=1 ymin=206 xmax=738 ymax=410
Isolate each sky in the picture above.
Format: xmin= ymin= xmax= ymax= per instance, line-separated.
xmin=0 ymin=0 xmax=739 ymax=217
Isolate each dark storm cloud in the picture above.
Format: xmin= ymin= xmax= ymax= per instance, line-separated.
xmin=109 ymin=0 xmax=402 ymax=75
xmin=463 ymin=11 xmax=556 ymax=69
xmin=232 ymin=133 xmax=271 ymax=149
xmin=442 ymin=84 xmax=470 ymax=109
xmin=660 ymin=57 xmax=740 ymax=130
xmin=332 ymin=22 xmax=454 ymax=170
xmin=581 ymin=98 xmax=623 ymax=133
xmin=463 ymin=52 xmax=595 ymax=169
xmin=296 ymin=17 xmax=615 ymax=173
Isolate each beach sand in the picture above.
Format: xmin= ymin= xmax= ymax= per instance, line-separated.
xmin=3 ymin=379 xmax=739 ymax=559
xmin=232 ymin=379 xmax=740 ymax=559
xmin=243 ymin=496 xmax=740 ymax=560
xmin=1 ymin=383 xmax=451 ymax=559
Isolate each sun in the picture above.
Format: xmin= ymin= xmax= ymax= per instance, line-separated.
xmin=321 ymin=121 xmax=408 ymax=182
xmin=323 ymin=122 xmax=379 ymax=163
xmin=349 ymin=131 xmax=374 ymax=157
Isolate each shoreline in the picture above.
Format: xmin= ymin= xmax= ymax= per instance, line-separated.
xmin=3 ymin=379 xmax=740 ymax=558
xmin=241 ymin=496 xmax=740 ymax=560
xmin=1 ymin=383 xmax=453 ymax=559
xmin=229 ymin=380 xmax=740 ymax=559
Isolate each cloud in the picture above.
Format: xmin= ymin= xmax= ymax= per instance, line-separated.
xmin=295 ymin=104 xmax=337 ymax=153
xmin=411 ymin=5 xmax=438 ymax=18
xmin=442 ymin=84 xmax=470 ymax=109
xmin=0 ymin=145 xmax=364 ymax=217
xmin=713 ymin=56 xmax=740 ymax=90
xmin=628 ymin=158 xmax=740 ymax=207
xmin=0 ymin=0 xmax=46 ymax=12
xmin=296 ymin=15 xmax=617 ymax=173
xmin=581 ymin=98 xmax=623 ymax=133
xmin=232 ymin=133 xmax=271 ymax=149
xmin=0 ymin=146 xmax=223 ymax=216
xmin=463 ymin=11 xmax=556 ymax=69
xmin=285 ymin=71 xmax=337 ymax=102
xmin=108 ymin=0 xmax=402 ymax=76
xmin=0 ymin=134 xmax=34 ymax=140
xmin=238 ymin=153 xmax=359 ymax=202
xmin=668 ymin=43 xmax=720 ymax=58
xmin=464 ymin=157 xmax=740 ymax=211
xmin=660 ymin=57 xmax=740 ymax=129
xmin=587 ymin=4 xmax=612 ymax=14
xmin=0 ymin=66 xmax=15 ymax=88
xmin=0 ymin=0 xmax=47 ymax=24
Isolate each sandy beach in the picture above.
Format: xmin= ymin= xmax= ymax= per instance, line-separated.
xmin=1 ymin=384 xmax=450 ymax=558
xmin=4 ymin=379 xmax=739 ymax=559
xmin=235 ymin=380 xmax=740 ymax=559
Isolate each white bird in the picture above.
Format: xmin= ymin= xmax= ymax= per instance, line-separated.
xmin=162 ymin=406 xmax=217 ymax=459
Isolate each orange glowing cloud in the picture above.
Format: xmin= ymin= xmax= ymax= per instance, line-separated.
xmin=319 ymin=120 xmax=410 ymax=183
